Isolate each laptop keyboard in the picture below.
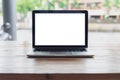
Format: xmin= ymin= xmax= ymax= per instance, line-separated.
xmin=33 ymin=50 xmax=87 ymax=56
xmin=27 ymin=49 xmax=94 ymax=58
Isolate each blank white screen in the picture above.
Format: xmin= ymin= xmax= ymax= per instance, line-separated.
xmin=35 ymin=13 xmax=85 ymax=45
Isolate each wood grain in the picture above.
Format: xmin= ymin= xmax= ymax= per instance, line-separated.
xmin=50 ymin=74 xmax=120 ymax=80
xmin=0 ymin=32 xmax=120 ymax=80
xmin=0 ymin=74 xmax=46 ymax=80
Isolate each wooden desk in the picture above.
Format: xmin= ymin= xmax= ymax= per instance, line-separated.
xmin=0 ymin=32 xmax=120 ymax=80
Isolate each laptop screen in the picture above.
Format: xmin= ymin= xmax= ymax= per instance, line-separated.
xmin=33 ymin=10 xmax=88 ymax=47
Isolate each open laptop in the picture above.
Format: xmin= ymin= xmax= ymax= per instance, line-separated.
xmin=27 ymin=10 xmax=94 ymax=58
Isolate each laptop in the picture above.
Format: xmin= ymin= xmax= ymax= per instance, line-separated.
xmin=27 ymin=10 xmax=94 ymax=58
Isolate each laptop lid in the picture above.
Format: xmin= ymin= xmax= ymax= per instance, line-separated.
xmin=32 ymin=10 xmax=88 ymax=51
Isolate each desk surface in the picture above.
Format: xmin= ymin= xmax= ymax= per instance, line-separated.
xmin=0 ymin=32 xmax=120 ymax=74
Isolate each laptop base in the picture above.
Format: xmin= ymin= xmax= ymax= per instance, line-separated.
xmin=27 ymin=51 xmax=94 ymax=58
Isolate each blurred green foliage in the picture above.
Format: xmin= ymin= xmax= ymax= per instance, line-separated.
xmin=104 ymin=0 xmax=120 ymax=8
xmin=114 ymin=0 xmax=120 ymax=8
xmin=17 ymin=0 xmax=68 ymax=16
xmin=72 ymin=0 xmax=80 ymax=8
xmin=104 ymin=0 xmax=111 ymax=8
xmin=17 ymin=0 xmax=46 ymax=16
xmin=16 ymin=0 xmax=120 ymax=18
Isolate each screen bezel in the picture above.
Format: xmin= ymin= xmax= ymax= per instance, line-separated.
xmin=32 ymin=10 xmax=88 ymax=50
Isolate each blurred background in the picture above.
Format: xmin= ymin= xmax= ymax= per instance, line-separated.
xmin=0 ymin=0 xmax=120 ymax=42
xmin=0 ymin=0 xmax=120 ymax=31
